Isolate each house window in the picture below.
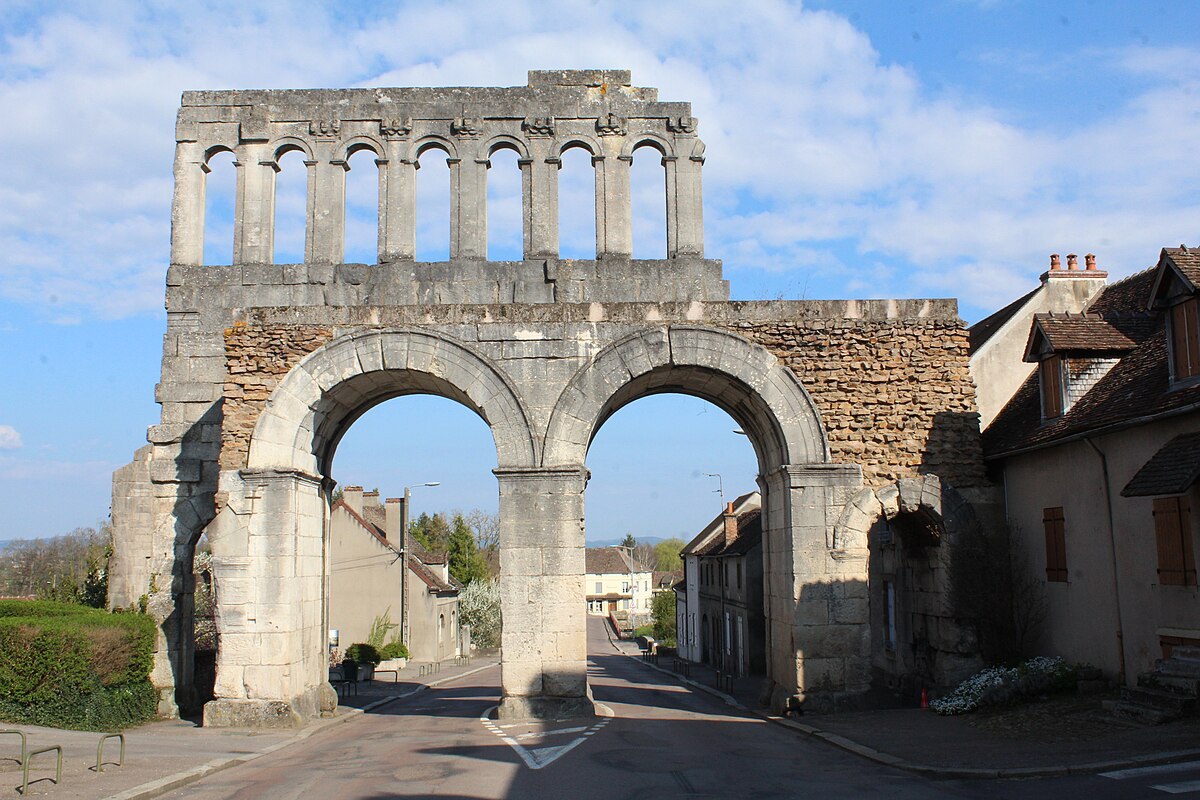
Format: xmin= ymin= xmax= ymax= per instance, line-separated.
xmin=1170 ymin=297 xmax=1200 ymax=381
xmin=736 ymin=562 xmax=743 ymax=590
xmin=1154 ymin=495 xmax=1196 ymax=586
xmin=1043 ymin=506 xmax=1068 ymax=582
xmin=1040 ymin=356 xmax=1065 ymax=419
xmin=595 ymin=581 xmax=602 ymax=594
xmin=622 ymin=582 xmax=630 ymax=594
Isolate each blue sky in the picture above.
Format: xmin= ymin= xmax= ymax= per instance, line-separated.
xmin=1 ymin=0 xmax=1198 ymax=542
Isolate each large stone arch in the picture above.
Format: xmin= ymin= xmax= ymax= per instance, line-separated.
xmin=543 ymin=325 xmax=828 ymax=470
xmin=247 ymin=328 xmax=538 ymax=474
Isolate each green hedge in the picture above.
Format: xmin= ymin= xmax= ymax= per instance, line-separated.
xmin=0 ymin=600 xmax=157 ymax=731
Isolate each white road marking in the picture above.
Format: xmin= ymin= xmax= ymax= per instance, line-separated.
xmin=479 ymin=706 xmax=610 ymax=770
xmin=1150 ymin=779 xmax=1200 ymax=794
xmin=1101 ymin=761 xmax=1200 ymax=780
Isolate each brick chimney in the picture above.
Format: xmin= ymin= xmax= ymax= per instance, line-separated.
xmin=723 ymin=502 xmax=738 ymax=546
xmin=1043 ymin=251 xmax=1107 ymax=282
xmin=344 ymin=486 xmax=363 ymax=515
xmin=385 ymin=497 xmax=404 ymax=541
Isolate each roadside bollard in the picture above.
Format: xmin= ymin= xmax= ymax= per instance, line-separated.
xmin=96 ymin=732 xmax=126 ymax=772
xmin=22 ymin=744 xmax=63 ymax=795
xmin=0 ymin=729 xmax=27 ymax=765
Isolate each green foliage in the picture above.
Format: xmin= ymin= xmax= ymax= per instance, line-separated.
xmin=410 ymin=512 xmax=452 ymax=557
xmin=633 ymin=624 xmax=654 ymax=638
xmin=651 ymin=591 xmax=677 ymax=642
xmin=0 ymin=600 xmax=157 ymax=730
xmin=448 ymin=513 xmax=490 ymax=586
xmin=2 ymin=525 xmax=112 ymax=607
xmin=366 ymin=608 xmax=397 ymax=649
xmin=459 ymin=578 xmax=501 ymax=649
xmin=345 ymin=643 xmax=381 ymax=665
xmin=653 ymin=539 xmax=686 ymax=572
xmin=620 ymin=533 xmax=636 ymax=549
xmin=379 ymin=640 xmax=409 ymax=660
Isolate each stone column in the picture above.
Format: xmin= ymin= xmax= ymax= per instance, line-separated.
xmin=306 ymin=150 xmax=348 ymax=265
xmin=760 ymin=463 xmax=866 ymax=713
xmin=233 ymin=142 xmax=277 ymax=265
xmin=672 ymin=142 xmax=705 ymax=258
xmin=171 ymin=140 xmax=207 ymax=266
xmin=594 ymin=143 xmax=632 ymax=259
xmin=495 ymin=466 xmax=593 ymax=720
xmin=379 ymin=140 xmax=417 ymax=261
xmin=451 ymin=143 xmax=488 ymax=260
xmin=523 ymin=138 xmax=559 ymax=259
xmin=204 ymin=469 xmax=333 ymax=727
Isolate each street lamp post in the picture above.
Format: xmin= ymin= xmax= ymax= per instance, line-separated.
xmin=703 ymin=472 xmax=724 ymax=505
xmin=400 ymin=481 xmax=440 ymax=650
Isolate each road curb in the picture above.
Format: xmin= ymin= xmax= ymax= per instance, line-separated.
xmin=618 ymin=649 xmax=1200 ymax=780
xmin=106 ymin=659 xmax=498 ymax=800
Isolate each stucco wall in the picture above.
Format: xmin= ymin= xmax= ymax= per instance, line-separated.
xmin=1001 ymin=411 xmax=1200 ymax=681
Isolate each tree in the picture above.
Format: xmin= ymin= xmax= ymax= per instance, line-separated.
xmin=448 ymin=513 xmax=490 ymax=586
xmin=653 ymin=538 xmax=687 ymax=572
xmin=410 ymin=512 xmax=452 ymax=557
xmin=651 ymin=590 xmax=676 ymax=644
xmin=463 ymin=509 xmax=500 ymax=577
xmin=0 ymin=524 xmax=111 ymax=606
xmin=633 ymin=541 xmax=657 ymax=571
xmin=620 ymin=533 xmax=636 ymax=549
xmin=459 ymin=578 xmax=501 ymax=649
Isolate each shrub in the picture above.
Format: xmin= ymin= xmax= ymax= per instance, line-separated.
xmin=379 ymin=641 xmax=409 ymax=660
xmin=0 ymin=600 xmax=157 ymax=730
xmin=930 ymin=655 xmax=1080 ymax=715
xmin=345 ymin=643 xmax=381 ymax=665
xmin=459 ymin=579 xmax=501 ymax=649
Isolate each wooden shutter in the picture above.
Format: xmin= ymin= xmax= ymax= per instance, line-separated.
xmin=1155 ymin=496 xmax=1197 ymax=586
xmin=1041 ymin=357 xmax=1065 ymax=419
xmin=1043 ymin=506 xmax=1067 ymax=582
xmin=1171 ymin=298 xmax=1200 ymax=380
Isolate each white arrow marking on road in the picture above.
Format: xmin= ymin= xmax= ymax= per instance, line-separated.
xmin=480 ymin=706 xmax=611 ymax=770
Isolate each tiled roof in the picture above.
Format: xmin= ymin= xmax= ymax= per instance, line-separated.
xmin=1025 ymin=313 xmax=1136 ymax=360
xmin=693 ymin=509 xmax=762 ymax=557
xmin=585 ymin=547 xmax=636 ymax=575
xmin=681 ymin=491 xmax=759 ymax=556
xmin=407 ymin=555 xmax=457 ymax=593
xmin=1121 ymin=432 xmax=1200 ymax=497
xmin=984 ymin=267 xmax=1200 ymax=458
xmin=652 ymin=570 xmax=682 ymax=589
xmin=332 ymin=499 xmax=455 ymax=590
xmin=1164 ymin=246 xmax=1200 ymax=290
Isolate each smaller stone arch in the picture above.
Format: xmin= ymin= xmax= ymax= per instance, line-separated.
xmin=269 ymin=136 xmax=315 ymax=163
xmin=832 ymin=473 xmax=981 ymax=553
xmin=621 ymin=133 xmax=675 ymax=160
xmin=413 ymin=135 xmax=459 ymax=162
xmin=553 ymin=136 xmax=600 ymax=159
xmin=343 ymin=136 xmax=386 ymax=161
xmin=484 ymin=134 xmax=530 ymax=161
xmin=203 ymin=144 xmax=237 ymax=165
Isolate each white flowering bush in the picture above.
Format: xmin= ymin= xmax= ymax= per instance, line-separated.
xmin=930 ymin=656 xmax=1077 ymax=715
xmin=459 ymin=578 xmax=501 ymax=649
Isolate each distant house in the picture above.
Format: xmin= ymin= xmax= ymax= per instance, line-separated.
xmin=585 ymin=547 xmax=653 ymax=623
xmin=329 ymin=487 xmax=463 ymax=663
xmin=676 ymin=492 xmax=764 ymax=677
xmin=978 ymin=249 xmax=1200 ymax=683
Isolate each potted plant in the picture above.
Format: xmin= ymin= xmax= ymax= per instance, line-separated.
xmin=344 ymin=643 xmax=381 ymax=681
xmin=377 ymin=640 xmax=409 ymax=671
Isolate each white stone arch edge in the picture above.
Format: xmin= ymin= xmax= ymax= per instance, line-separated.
xmin=542 ymin=325 xmax=829 ymax=471
xmin=832 ymin=473 xmax=981 ymax=554
xmin=246 ymin=327 xmax=539 ymax=475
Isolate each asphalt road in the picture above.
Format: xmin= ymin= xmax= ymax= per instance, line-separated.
xmin=157 ymin=621 xmax=1200 ymax=799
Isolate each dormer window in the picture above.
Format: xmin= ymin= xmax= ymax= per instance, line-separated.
xmin=1039 ymin=355 xmax=1065 ymax=419
xmin=1169 ymin=296 xmax=1199 ymax=382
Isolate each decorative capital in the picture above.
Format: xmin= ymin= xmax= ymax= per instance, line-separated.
xmin=380 ymin=117 xmax=412 ymax=139
xmin=668 ymin=115 xmax=698 ymax=134
xmin=308 ymin=119 xmax=341 ymax=139
xmin=522 ymin=116 xmax=556 ymax=137
xmin=596 ymin=112 xmax=627 ymax=137
xmin=452 ymin=116 xmax=482 ymax=138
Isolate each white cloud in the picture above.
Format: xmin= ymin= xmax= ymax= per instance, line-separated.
xmin=0 ymin=426 xmax=23 ymax=450
xmin=0 ymin=1 xmax=1197 ymax=321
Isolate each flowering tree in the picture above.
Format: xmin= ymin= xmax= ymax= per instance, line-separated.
xmin=459 ymin=578 xmax=501 ymax=649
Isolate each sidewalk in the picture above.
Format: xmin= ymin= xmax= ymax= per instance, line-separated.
xmin=619 ymin=641 xmax=1200 ymax=779
xmin=0 ymin=654 xmax=498 ymax=799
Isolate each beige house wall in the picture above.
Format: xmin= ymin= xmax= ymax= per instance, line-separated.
xmin=1002 ymin=411 xmax=1200 ymax=682
xmin=585 ymin=569 xmax=653 ymax=615
xmin=328 ymin=505 xmax=402 ymax=651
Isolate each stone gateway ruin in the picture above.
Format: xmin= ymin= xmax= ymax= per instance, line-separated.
xmin=110 ymin=70 xmax=993 ymax=727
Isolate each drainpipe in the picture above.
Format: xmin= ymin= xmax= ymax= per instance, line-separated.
xmin=1085 ymin=436 xmax=1128 ymax=684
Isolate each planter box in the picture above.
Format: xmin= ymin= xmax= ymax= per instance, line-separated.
xmin=377 ymin=658 xmax=407 ymax=672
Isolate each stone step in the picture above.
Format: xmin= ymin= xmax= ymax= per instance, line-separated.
xmin=1171 ymin=645 xmax=1200 ymax=662
xmin=1158 ymin=659 xmax=1200 ymax=678
xmin=1121 ymin=685 xmax=1195 ymax=715
xmin=1103 ymin=698 xmax=1181 ymax=725
xmin=1139 ymin=671 xmax=1200 ymax=698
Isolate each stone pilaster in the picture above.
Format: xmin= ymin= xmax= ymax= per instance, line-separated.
xmin=450 ymin=141 xmax=488 ymax=260
xmin=523 ymin=138 xmax=559 ymax=259
xmin=233 ymin=142 xmax=277 ymax=265
xmin=495 ymin=466 xmax=594 ymax=720
xmin=171 ymin=140 xmax=206 ymax=266
xmin=594 ymin=141 xmax=632 ymax=259
xmin=670 ymin=143 xmax=705 ymax=258
xmin=306 ymin=149 xmax=348 ymax=265
xmin=379 ymin=140 xmax=416 ymax=261
xmin=203 ymin=468 xmax=334 ymax=727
